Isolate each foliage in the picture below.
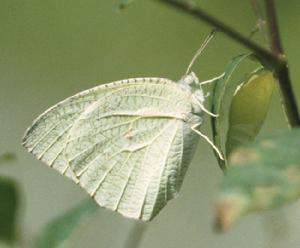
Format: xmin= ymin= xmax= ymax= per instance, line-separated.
xmin=211 ymin=54 xmax=251 ymax=169
xmin=1 ymin=0 xmax=299 ymax=246
xmin=0 ymin=153 xmax=17 ymax=164
xmin=0 ymin=177 xmax=18 ymax=244
xmin=216 ymin=129 xmax=300 ymax=230
xmin=33 ymin=199 xmax=98 ymax=248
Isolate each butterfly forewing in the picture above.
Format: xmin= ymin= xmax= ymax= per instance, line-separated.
xmin=22 ymin=78 xmax=201 ymax=220
xmin=22 ymin=78 xmax=173 ymax=177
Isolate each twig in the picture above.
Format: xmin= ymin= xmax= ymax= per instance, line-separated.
xmin=263 ymin=0 xmax=300 ymax=127
xmin=156 ymin=0 xmax=300 ymax=127
xmin=264 ymin=0 xmax=283 ymax=54
xmin=157 ymin=0 xmax=276 ymax=65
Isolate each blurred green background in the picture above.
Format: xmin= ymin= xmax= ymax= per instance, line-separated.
xmin=1 ymin=0 xmax=300 ymax=247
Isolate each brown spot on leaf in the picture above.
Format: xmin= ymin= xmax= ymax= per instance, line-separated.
xmin=260 ymin=139 xmax=276 ymax=149
xmin=283 ymin=165 xmax=300 ymax=182
xmin=215 ymin=194 xmax=249 ymax=232
xmin=253 ymin=185 xmax=281 ymax=209
xmin=229 ymin=148 xmax=259 ymax=166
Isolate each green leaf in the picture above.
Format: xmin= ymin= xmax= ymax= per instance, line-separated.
xmin=225 ymin=69 xmax=275 ymax=156
xmin=215 ymin=128 xmax=300 ymax=231
xmin=0 ymin=153 xmax=17 ymax=165
xmin=0 ymin=177 xmax=18 ymax=243
xmin=33 ymin=199 xmax=98 ymax=248
xmin=211 ymin=54 xmax=251 ymax=169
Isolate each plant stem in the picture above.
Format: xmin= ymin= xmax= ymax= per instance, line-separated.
xmin=157 ymin=0 xmax=276 ymax=64
xmin=264 ymin=0 xmax=283 ymax=55
xmin=157 ymin=0 xmax=300 ymax=127
xmin=274 ymin=63 xmax=300 ymax=127
xmin=263 ymin=0 xmax=300 ymax=127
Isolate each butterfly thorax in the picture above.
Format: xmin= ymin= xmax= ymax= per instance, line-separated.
xmin=177 ymin=72 xmax=205 ymax=116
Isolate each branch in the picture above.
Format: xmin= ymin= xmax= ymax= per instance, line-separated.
xmin=157 ymin=0 xmax=277 ymax=65
xmin=264 ymin=0 xmax=283 ymax=54
xmin=157 ymin=0 xmax=300 ymax=127
xmin=263 ymin=0 xmax=300 ymax=127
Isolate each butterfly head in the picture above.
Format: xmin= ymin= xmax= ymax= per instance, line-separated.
xmin=177 ymin=72 xmax=205 ymax=115
xmin=178 ymin=72 xmax=205 ymax=101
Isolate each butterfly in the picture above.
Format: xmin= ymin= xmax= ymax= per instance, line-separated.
xmin=22 ymin=31 xmax=223 ymax=221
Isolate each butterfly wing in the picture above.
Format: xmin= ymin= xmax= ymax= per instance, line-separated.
xmin=23 ymin=78 xmax=201 ymax=220
xmin=22 ymin=78 xmax=172 ymax=179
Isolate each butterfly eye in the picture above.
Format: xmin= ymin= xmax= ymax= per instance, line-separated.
xmin=194 ymin=90 xmax=205 ymax=103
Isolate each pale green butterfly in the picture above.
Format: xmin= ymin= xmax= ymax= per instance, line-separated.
xmin=22 ymin=32 xmax=223 ymax=221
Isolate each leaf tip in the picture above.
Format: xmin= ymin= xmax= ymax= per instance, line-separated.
xmin=214 ymin=193 xmax=249 ymax=231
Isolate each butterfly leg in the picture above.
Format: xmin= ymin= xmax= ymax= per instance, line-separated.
xmin=197 ymin=101 xmax=219 ymax=117
xmin=191 ymin=123 xmax=224 ymax=160
xmin=199 ymin=73 xmax=225 ymax=86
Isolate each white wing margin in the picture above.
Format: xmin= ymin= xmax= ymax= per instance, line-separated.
xmin=22 ymin=78 xmax=200 ymax=220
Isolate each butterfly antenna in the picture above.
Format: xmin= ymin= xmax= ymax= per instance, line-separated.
xmin=185 ymin=29 xmax=217 ymax=76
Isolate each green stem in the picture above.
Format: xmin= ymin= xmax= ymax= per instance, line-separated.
xmin=156 ymin=0 xmax=300 ymax=127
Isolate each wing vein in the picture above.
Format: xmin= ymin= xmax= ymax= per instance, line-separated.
xmin=91 ymin=119 xmax=175 ymax=212
xmin=66 ymin=117 xmax=141 ymax=159
xmin=74 ymin=117 xmax=175 ymax=177
xmin=120 ymin=94 xmax=173 ymax=102
xmin=26 ymin=113 xmax=76 ymax=151
xmin=37 ymin=122 xmax=74 ymax=160
xmin=138 ymin=119 xmax=179 ymax=219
